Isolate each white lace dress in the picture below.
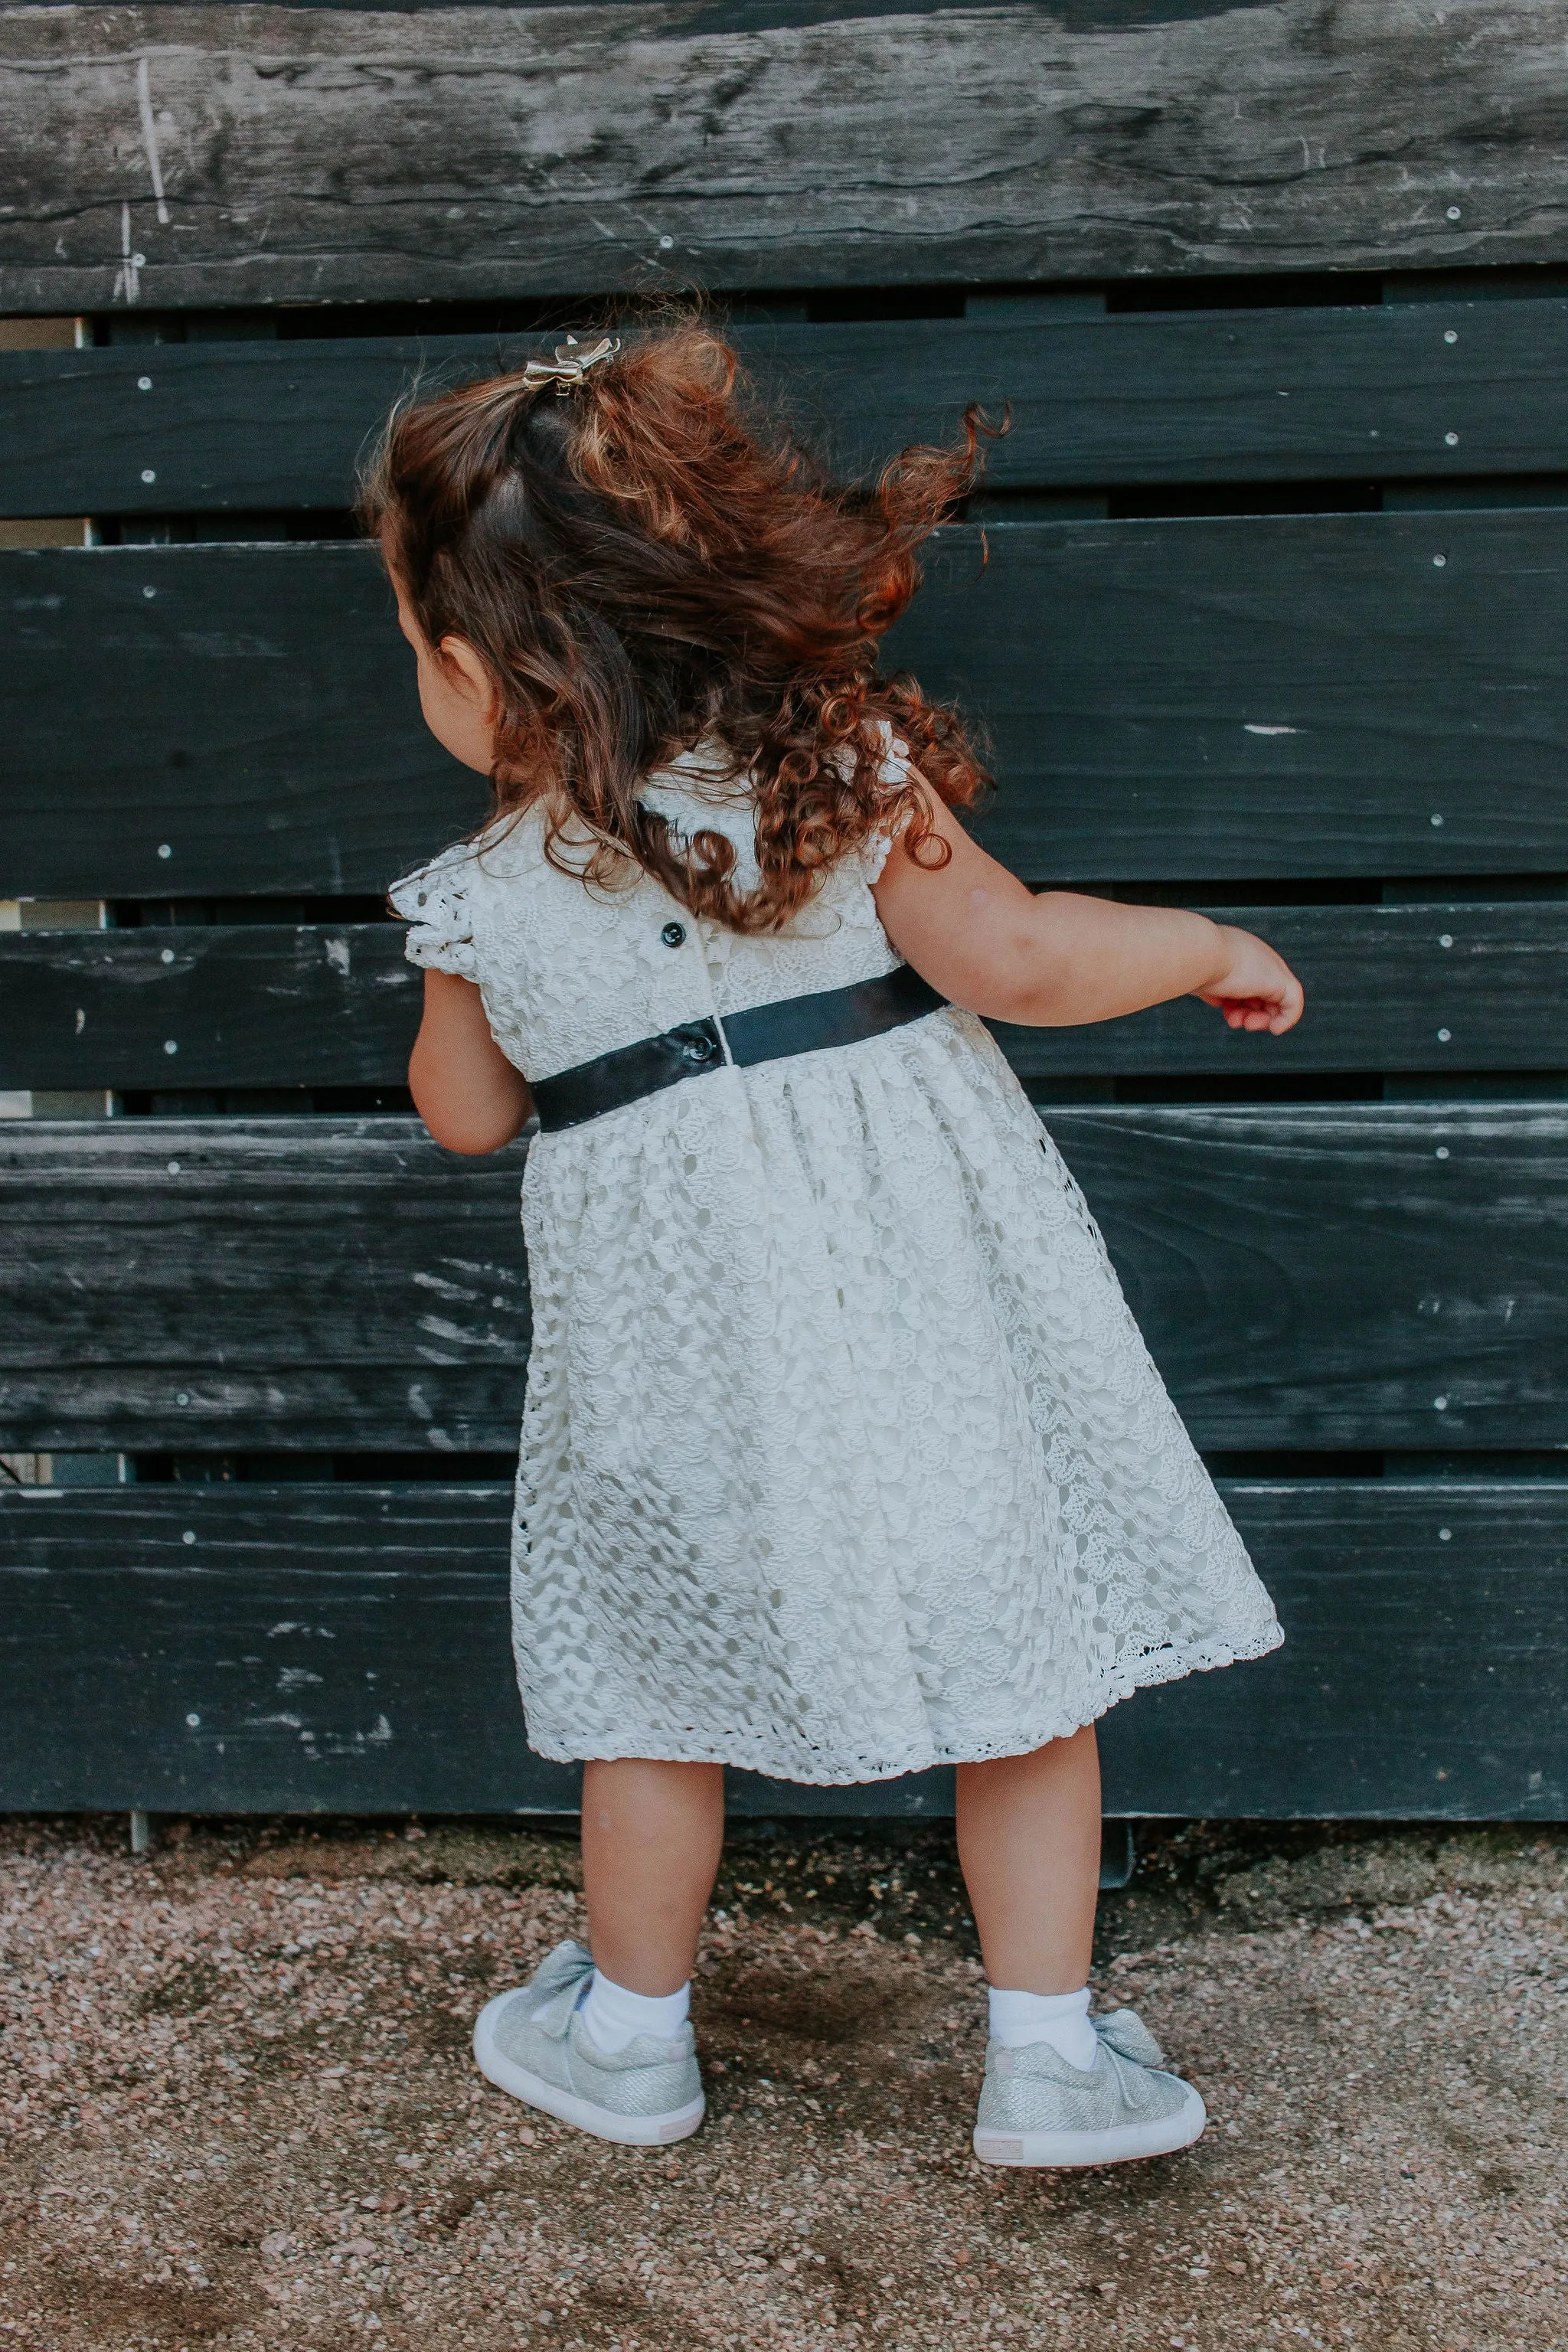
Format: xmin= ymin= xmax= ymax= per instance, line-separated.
xmin=390 ymin=748 xmax=1282 ymax=1783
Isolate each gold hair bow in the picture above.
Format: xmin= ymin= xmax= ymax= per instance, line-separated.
xmin=522 ymin=335 xmax=622 ymax=394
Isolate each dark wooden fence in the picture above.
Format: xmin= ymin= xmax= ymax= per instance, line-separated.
xmin=2 ymin=0 xmax=1566 ymax=1821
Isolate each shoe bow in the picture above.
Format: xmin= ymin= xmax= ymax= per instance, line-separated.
xmin=524 ymin=1939 xmax=597 ymax=2040
xmin=1093 ymin=2007 xmax=1169 ymax=2070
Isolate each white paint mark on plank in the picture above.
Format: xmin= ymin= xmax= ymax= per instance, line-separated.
xmin=412 ymin=1269 xmax=484 ymax=1305
xmin=417 ymin=1315 xmax=516 ymax=1352
xmin=110 ymin=204 xmax=144 ymax=306
xmin=136 ymin=57 xmax=171 ymax=227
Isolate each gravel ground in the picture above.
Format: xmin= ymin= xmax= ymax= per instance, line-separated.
xmin=2 ymin=1812 xmax=1565 ymax=2352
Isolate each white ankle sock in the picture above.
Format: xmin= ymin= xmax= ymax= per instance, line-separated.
xmin=579 ymin=1969 xmax=691 ymax=2055
xmin=988 ymin=1984 xmax=1099 ymax=2069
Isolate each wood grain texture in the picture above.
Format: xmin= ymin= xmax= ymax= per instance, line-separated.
xmin=1099 ymin=1480 xmax=1568 ymax=1820
xmin=5 ymin=300 xmax=1568 ymax=515
xmin=2 ymin=1107 xmax=1565 ymax=1453
xmin=2 ymin=2 xmax=1566 ymax=310
xmin=0 ymin=923 xmax=423 ymax=1089
xmin=0 ymin=543 xmax=493 ymax=898
xmin=1052 ymin=1105 xmax=1568 ymax=1452
xmin=2 ymin=1478 xmax=1562 ymax=1817
xmin=0 ymin=1118 xmax=533 ymax=1452
xmin=899 ymin=512 xmax=1568 ymax=882
xmin=5 ymin=901 xmax=1566 ymax=1089
xmin=8 ymin=511 xmax=1568 ymax=896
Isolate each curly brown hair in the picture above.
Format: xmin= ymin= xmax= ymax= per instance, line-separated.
xmin=361 ymin=317 xmax=995 ymax=934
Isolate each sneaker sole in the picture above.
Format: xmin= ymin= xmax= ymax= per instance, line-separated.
xmin=974 ymin=2081 xmax=1207 ymax=2168
xmin=472 ymin=1991 xmax=705 ymax=2148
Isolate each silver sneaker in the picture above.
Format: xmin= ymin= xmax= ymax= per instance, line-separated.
xmin=472 ymin=1940 xmax=704 ymax=2148
xmin=973 ymin=2006 xmax=1206 ymax=2167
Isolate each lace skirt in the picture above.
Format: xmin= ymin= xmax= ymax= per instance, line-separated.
xmin=508 ymin=1007 xmax=1282 ymax=1783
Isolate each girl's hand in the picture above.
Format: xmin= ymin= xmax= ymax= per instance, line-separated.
xmin=1193 ymin=926 xmax=1305 ymax=1035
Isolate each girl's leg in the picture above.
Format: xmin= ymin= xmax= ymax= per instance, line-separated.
xmin=580 ymin=1757 xmax=726 ymax=1994
xmin=954 ymin=1725 xmax=1102 ymax=1994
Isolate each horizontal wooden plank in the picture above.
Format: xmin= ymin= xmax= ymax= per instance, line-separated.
xmin=8 ymin=511 xmax=1568 ymax=895
xmin=2 ymin=1106 xmax=1566 ymax=1453
xmin=1106 ymin=1480 xmax=1568 ymax=1820
xmin=901 ymin=512 xmax=1568 ymax=883
xmin=1063 ymin=1105 xmax=1568 ymax=1452
xmin=2 ymin=2 xmax=1565 ymax=310
xmin=5 ymin=900 xmax=1566 ymax=1089
xmin=0 ymin=1119 xmax=534 ymax=1453
xmin=2 ymin=1478 xmax=1562 ymax=1818
xmin=6 ymin=300 xmax=1568 ymax=516
xmin=0 ymin=543 xmax=493 ymax=896
xmin=0 ymin=923 xmax=423 ymax=1089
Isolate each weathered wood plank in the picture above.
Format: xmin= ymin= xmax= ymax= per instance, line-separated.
xmin=1051 ymin=1105 xmax=1568 ymax=1452
xmin=2 ymin=1478 xmax=1562 ymax=1817
xmin=0 ymin=1119 xmax=533 ymax=1453
xmin=901 ymin=512 xmax=1568 ymax=883
xmin=5 ymin=299 xmax=1568 ymax=515
xmin=2 ymin=2 xmax=1566 ymax=310
xmin=0 ymin=542 xmax=493 ymax=897
xmin=1101 ymin=1480 xmax=1568 ymax=1820
xmin=2 ymin=1108 xmax=1565 ymax=1453
xmin=0 ymin=923 xmax=423 ymax=1089
xmin=5 ymin=901 xmax=1566 ymax=1089
xmin=8 ymin=512 xmax=1568 ymax=896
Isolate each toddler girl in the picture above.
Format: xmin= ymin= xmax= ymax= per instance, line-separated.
xmin=373 ymin=322 xmax=1295 ymax=2168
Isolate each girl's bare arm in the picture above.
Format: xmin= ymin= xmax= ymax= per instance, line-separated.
xmin=872 ymin=794 xmax=1303 ymax=1034
xmin=408 ymin=969 xmax=534 ymax=1153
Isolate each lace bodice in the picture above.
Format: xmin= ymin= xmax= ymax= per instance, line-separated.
xmin=389 ymin=744 xmax=900 ymax=1083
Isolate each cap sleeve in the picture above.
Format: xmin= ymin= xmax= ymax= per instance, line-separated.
xmin=387 ymin=844 xmax=480 ymax=980
xmin=861 ymin=724 xmax=913 ymax=884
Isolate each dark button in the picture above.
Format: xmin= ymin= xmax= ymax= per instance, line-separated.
xmin=661 ymin=920 xmax=687 ymax=949
xmin=681 ymin=1033 xmax=717 ymax=1064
